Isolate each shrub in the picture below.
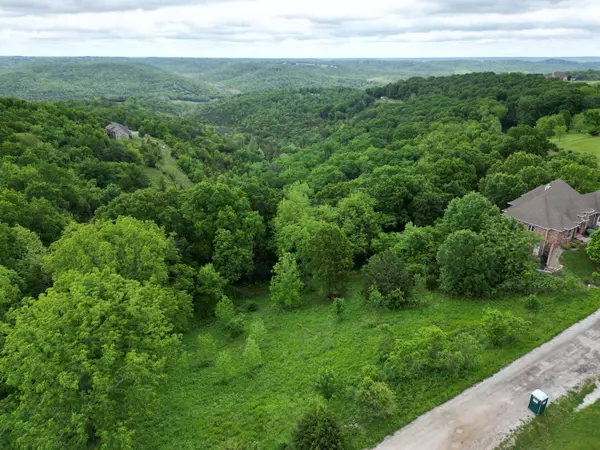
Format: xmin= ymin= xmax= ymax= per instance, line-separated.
xmin=315 ymin=366 xmax=338 ymax=400
xmin=561 ymin=242 xmax=571 ymax=250
xmin=593 ymin=272 xmax=600 ymax=286
xmin=385 ymin=326 xmax=483 ymax=379
xmin=363 ymin=252 xmax=415 ymax=309
xmin=292 ymin=403 xmax=345 ymax=450
xmin=332 ymin=298 xmax=346 ymax=321
xmin=215 ymin=295 xmax=235 ymax=322
xmin=249 ymin=317 xmax=267 ymax=345
xmin=243 ymin=337 xmax=263 ymax=373
xmin=377 ymin=324 xmax=395 ymax=363
xmin=356 ymin=376 xmax=396 ymax=419
xmin=215 ymin=351 xmax=236 ymax=383
xmin=524 ymin=295 xmax=541 ymax=314
xmin=197 ymin=334 xmax=216 ymax=367
xmin=368 ymin=285 xmax=386 ymax=308
xmin=227 ymin=315 xmax=246 ymax=338
xmin=481 ymin=308 xmax=527 ymax=346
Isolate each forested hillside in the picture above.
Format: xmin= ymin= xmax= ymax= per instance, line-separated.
xmin=0 ymin=59 xmax=220 ymax=101
xmin=1 ymin=72 xmax=600 ymax=449
xmin=3 ymin=57 xmax=600 ymax=102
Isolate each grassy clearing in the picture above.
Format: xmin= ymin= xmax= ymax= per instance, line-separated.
xmin=136 ymin=276 xmax=600 ymax=449
xmin=552 ymin=132 xmax=600 ymax=156
xmin=500 ymin=381 xmax=600 ymax=449
xmin=560 ymin=246 xmax=599 ymax=281
xmin=132 ymin=136 xmax=193 ymax=189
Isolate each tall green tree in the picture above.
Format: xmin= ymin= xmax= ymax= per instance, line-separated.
xmin=45 ymin=216 xmax=177 ymax=284
xmin=0 ymin=270 xmax=184 ymax=449
xmin=270 ymin=252 xmax=304 ymax=309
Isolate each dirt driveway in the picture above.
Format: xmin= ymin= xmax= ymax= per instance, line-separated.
xmin=375 ymin=308 xmax=600 ymax=450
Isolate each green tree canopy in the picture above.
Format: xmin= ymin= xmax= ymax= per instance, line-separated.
xmin=0 ymin=270 xmax=186 ymax=449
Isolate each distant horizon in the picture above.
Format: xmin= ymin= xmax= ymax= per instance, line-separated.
xmin=2 ymin=56 xmax=600 ymax=61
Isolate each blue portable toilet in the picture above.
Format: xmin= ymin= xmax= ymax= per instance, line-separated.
xmin=528 ymin=389 xmax=549 ymax=415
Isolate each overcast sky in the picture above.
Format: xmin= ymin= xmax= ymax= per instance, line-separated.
xmin=0 ymin=0 xmax=599 ymax=58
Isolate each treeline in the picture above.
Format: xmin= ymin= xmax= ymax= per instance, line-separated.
xmin=368 ymin=72 xmax=599 ymax=128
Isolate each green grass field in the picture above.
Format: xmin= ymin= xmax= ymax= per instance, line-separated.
xmin=500 ymin=381 xmax=600 ymax=449
xmin=560 ymin=246 xmax=599 ymax=281
xmin=132 ymin=136 xmax=193 ymax=190
xmin=136 ymin=276 xmax=600 ymax=449
xmin=552 ymin=132 xmax=600 ymax=156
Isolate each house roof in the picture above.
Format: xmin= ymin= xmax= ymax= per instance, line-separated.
xmin=105 ymin=122 xmax=131 ymax=136
xmin=505 ymin=180 xmax=600 ymax=231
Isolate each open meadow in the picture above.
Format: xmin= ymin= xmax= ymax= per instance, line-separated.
xmin=552 ymin=132 xmax=600 ymax=156
xmin=137 ymin=276 xmax=600 ymax=449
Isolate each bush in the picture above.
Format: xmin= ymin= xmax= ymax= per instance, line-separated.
xmin=332 ymin=298 xmax=346 ymax=321
xmin=561 ymin=242 xmax=571 ymax=250
xmin=385 ymin=326 xmax=483 ymax=379
xmin=377 ymin=324 xmax=395 ymax=363
xmin=249 ymin=317 xmax=267 ymax=345
xmin=216 ymin=351 xmax=236 ymax=383
xmin=315 ymin=366 xmax=338 ymax=400
xmin=292 ymin=404 xmax=345 ymax=450
xmin=368 ymin=285 xmax=386 ymax=308
xmin=243 ymin=337 xmax=263 ymax=373
xmin=524 ymin=295 xmax=541 ymax=314
xmin=215 ymin=295 xmax=235 ymax=322
xmin=227 ymin=315 xmax=246 ymax=338
xmin=592 ymin=272 xmax=600 ymax=286
xmin=481 ymin=308 xmax=528 ymax=346
xmin=356 ymin=376 xmax=396 ymax=419
xmin=363 ymin=252 xmax=415 ymax=309
xmin=197 ymin=334 xmax=216 ymax=367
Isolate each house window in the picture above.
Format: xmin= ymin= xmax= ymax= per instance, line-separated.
xmin=568 ymin=229 xmax=573 ymax=238
xmin=528 ymin=225 xmax=535 ymax=232
xmin=533 ymin=244 xmax=541 ymax=256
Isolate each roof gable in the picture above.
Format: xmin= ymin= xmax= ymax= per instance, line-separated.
xmin=504 ymin=180 xmax=599 ymax=231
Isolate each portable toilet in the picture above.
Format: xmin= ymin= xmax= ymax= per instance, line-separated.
xmin=528 ymin=390 xmax=549 ymax=415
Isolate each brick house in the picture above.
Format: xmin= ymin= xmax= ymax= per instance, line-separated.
xmin=504 ymin=180 xmax=600 ymax=264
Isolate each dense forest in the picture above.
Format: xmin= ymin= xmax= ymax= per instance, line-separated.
xmin=1 ymin=70 xmax=600 ymax=449
xmin=2 ymin=56 xmax=600 ymax=101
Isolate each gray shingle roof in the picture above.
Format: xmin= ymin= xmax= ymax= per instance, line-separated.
xmin=504 ymin=180 xmax=599 ymax=231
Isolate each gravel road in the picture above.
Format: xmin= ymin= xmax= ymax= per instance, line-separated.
xmin=375 ymin=308 xmax=600 ymax=450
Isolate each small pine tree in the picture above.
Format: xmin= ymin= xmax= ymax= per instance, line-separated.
xmin=215 ymin=295 xmax=235 ymax=322
xmin=315 ymin=366 xmax=338 ymax=400
xmin=249 ymin=317 xmax=267 ymax=345
xmin=356 ymin=376 xmax=397 ymax=419
xmin=292 ymin=403 xmax=345 ymax=450
xmin=197 ymin=334 xmax=216 ymax=367
xmin=215 ymin=351 xmax=236 ymax=383
xmin=332 ymin=298 xmax=346 ymax=321
xmin=270 ymin=252 xmax=304 ymax=309
xmin=243 ymin=337 xmax=263 ymax=373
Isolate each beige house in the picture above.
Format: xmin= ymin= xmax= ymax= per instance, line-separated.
xmin=504 ymin=180 xmax=600 ymax=264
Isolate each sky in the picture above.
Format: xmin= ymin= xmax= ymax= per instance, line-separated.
xmin=0 ymin=0 xmax=599 ymax=58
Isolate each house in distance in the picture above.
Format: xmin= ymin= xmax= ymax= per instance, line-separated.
xmin=105 ymin=122 xmax=132 ymax=140
xmin=504 ymin=180 xmax=600 ymax=265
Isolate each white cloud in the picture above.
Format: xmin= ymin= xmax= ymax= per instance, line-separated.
xmin=0 ymin=0 xmax=598 ymax=57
